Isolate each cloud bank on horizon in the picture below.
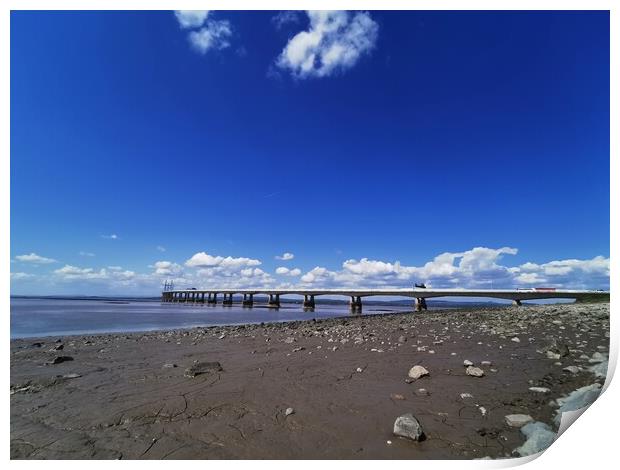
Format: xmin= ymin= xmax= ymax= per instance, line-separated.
xmin=10 ymin=246 xmax=610 ymax=295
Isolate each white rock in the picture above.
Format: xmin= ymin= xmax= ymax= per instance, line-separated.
xmin=481 ymin=360 xmax=492 ymax=366
xmin=511 ymin=337 xmax=521 ymax=343
xmin=466 ymin=366 xmax=484 ymax=377
xmin=529 ymin=387 xmax=551 ymax=393
xmin=393 ymin=413 xmax=424 ymax=441
xmin=515 ymin=422 xmax=556 ymax=456
xmin=563 ymin=366 xmax=580 ymax=374
xmin=589 ymin=352 xmax=606 ymax=363
xmin=463 ymin=360 xmax=474 ymax=367
xmin=408 ymin=365 xmax=429 ymax=380
xmin=505 ymin=414 xmax=534 ymax=428
xmin=460 ymin=393 xmax=474 ymax=399
xmin=546 ymin=351 xmax=561 ymax=360
xmin=285 ymin=407 xmax=295 ymax=416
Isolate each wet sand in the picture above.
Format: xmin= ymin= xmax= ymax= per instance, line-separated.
xmin=10 ymin=303 xmax=609 ymax=459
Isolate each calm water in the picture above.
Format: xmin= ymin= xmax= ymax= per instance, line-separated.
xmin=10 ymin=297 xmax=417 ymax=339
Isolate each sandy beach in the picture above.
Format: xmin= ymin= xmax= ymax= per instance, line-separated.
xmin=10 ymin=302 xmax=609 ymax=460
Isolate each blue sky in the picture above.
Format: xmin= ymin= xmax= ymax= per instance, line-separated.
xmin=10 ymin=10 xmax=610 ymax=295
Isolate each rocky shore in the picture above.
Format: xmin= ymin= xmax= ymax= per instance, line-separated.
xmin=10 ymin=302 xmax=609 ymax=459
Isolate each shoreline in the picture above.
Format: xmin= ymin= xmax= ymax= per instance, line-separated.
xmin=11 ymin=303 xmax=609 ymax=459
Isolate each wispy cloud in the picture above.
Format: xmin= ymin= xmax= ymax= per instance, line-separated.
xmin=156 ymin=245 xmax=166 ymax=252
xmin=14 ymin=253 xmax=57 ymax=264
xmin=276 ymin=11 xmax=379 ymax=79
xmin=11 ymin=272 xmax=35 ymax=280
xmin=276 ymin=252 xmax=295 ymax=261
xmin=101 ymin=234 xmax=119 ymax=240
xmin=79 ymin=251 xmax=95 ymax=257
xmin=174 ymin=10 xmax=233 ymax=54
xmin=272 ymin=11 xmax=301 ymax=30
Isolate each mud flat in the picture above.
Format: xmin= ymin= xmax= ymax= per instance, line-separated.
xmin=10 ymin=303 xmax=609 ymax=459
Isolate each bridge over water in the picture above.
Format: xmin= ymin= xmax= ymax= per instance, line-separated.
xmin=161 ymin=288 xmax=609 ymax=312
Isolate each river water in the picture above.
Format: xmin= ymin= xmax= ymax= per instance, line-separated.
xmin=10 ymin=297 xmax=422 ymax=339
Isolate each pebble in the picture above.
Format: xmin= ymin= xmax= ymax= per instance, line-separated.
xmin=529 ymin=387 xmax=550 ymax=393
xmin=285 ymin=407 xmax=295 ymax=416
xmin=393 ymin=413 xmax=424 ymax=441
xmin=466 ymin=366 xmax=484 ymax=377
xmin=184 ymin=361 xmax=222 ymax=378
xmin=481 ymin=360 xmax=492 ymax=366
xmin=162 ymin=363 xmax=177 ymax=368
xmin=511 ymin=337 xmax=520 ymax=343
xmin=563 ymin=365 xmax=580 ymax=374
xmin=463 ymin=360 xmax=474 ymax=366
xmin=460 ymin=393 xmax=474 ymax=399
xmin=408 ymin=365 xmax=429 ymax=380
xmin=505 ymin=414 xmax=534 ymax=428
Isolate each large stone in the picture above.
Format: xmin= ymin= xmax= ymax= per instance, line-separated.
xmin=46 ymin=356 xmax=74 ymax=365
xmin=393 ymin=413 xmax=424 ymax=441
xmin=184 ymin=361 xmax=223 ymax=378
xmin=408 ymin=365 xmax=429 ymax=380
xmin=505 ymin=414 xmax=534 ymax=428
xmin=514 ymin=422 xmax=557 ymax=456
xmin=463 ymin=360 xmax=474 ymax=366
xmin=466 ymin=366 xmax=484 ymax=377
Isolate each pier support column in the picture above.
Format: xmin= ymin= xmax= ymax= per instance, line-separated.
xmin=183 ymin=292 xmax=189 ymax=303
xmin=200 ymin=292 xmax=205 ymax=304
xmin=415 ymin=297 xmax=428 ymax=312
xmin=303 ymin=294 xmax=315 ymax=309
xmin=208 ymin=293 xmax=217 ymax=304
xmin=350 ymin=296 xmax=362 ymax=314
xmin=223 ymin=293 xmax=233 ymax=305
xmin=242 ymin=293 xmax=254 ymax=307
xmin=512 ymin=299 xmax=522 ymax=307
xmin=268 ymin=294 xmax=280 ymax=308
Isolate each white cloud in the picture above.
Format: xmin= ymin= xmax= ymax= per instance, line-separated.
xmin=174 ymin=11 xmax=232 ymax=55
xmin=276 ymin=252 xmax=295 ymax=261
xmin=54 ymin=264 xmax=136 ymax=283
xmin=276 ymin=11 xmax=379 ymax=78
xmin=174 ymin=10 xmax=210 ymax=29
xmin=297 ymin=247 xmax=609 ymax=290
xmin=79 ymin=251 xmax=95 ymax=257
xmin=101 ymin=234 xmax=119 ymax=240
xmin=152 ymin=261 xmax=183 ymax=276
xmin=185 ymin=251 xmax=261 ymax=269
xmin=156 ymin=245 xmax=166 ymax=252
xmin=276 ymin=267 xmax=302 ymax=276
xmin=15 ymin=253 xmax=57 ymax=264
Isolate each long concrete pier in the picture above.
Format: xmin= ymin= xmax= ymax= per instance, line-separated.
xmin=161 ymin=288 xmax=609 ymax=312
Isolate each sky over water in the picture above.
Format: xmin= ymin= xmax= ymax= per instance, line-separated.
xmin=10 ymin=10 xmax=609 ymax=295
